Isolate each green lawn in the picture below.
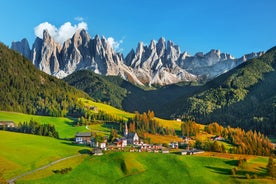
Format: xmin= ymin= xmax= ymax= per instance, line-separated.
xmin=16 ymin=152 xmax=273 ymax=184
xmin=0 ymin=111 xmax=88 ymax=138
xmin=0 ymin=131 xmax=87 ymax=179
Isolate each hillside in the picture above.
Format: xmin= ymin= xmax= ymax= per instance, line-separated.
xmin=169 ymin=46 xmax=276 ymax=136
xmin=15 ymin=152 xmax=273 ymax=184
xmin=0 ymin=43 xmax=89 ymax=116
xmin=64 ymin=70 xmax=205 ymax=115
xmin=64 ymin=70 xmax=128 ymax=109
xmin=0 ymin=131 xmax=84 ymax=179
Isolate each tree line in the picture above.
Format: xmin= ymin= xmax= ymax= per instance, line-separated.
xmin=199 ymin=122 xmax=274 ymax=156
xmin=127 ymin=111 xmax=176 ymax=136
xmin=77 ymin=110 xmax=126 ymax=126
xmin=3 ymin=119 xmax=59 ymax=138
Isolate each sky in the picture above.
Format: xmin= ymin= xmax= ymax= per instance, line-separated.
xmin=1 ymin=0 xmax=276 ymax=58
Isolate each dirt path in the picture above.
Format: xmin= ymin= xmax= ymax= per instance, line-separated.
xmin=8 ymin=154 xmax=82 ymax=184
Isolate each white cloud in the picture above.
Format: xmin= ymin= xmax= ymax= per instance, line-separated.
xmin=34 ymin=21 xmax=88 ymax=44
xmin=107 ymin=37 xmax=124 ymax=52
xmin=75 ymin=16 xmax=84 ymax=22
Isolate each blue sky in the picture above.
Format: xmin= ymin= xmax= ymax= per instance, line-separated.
xmin=1 ymin=0 xmax=276 ymax=57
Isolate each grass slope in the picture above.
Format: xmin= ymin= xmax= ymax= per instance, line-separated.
xmin=80 ymin=98 xmax=133 ymax=121
xmin=64 ymin=70 xmax=127 ymax=109
xmin=81 ymin=98 xmax=182 ymax=129
xmin=0 ymin=111 xmax=87 ymax=138
xmin=17 ymin=152 xmax=273 ymax=184
xmin=0 ymin=131 xmax=86 ymax=179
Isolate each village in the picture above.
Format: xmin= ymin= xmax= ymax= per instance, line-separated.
xmin=75 ymin=122 xmax=204 ymax=156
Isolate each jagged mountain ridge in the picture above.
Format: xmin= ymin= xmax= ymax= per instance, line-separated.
xmin=11 ymin=29 xmax=263 ymax=86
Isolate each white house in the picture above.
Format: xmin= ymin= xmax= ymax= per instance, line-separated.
xmin=99 ymin=142 xmax=106 ymax=149
xmin=113 ymin=138 xmax=127 ymax=147
xmin=75 ymin=132 xmax=92 ymax=144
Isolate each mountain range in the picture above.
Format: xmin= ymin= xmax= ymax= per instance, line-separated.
xmin=3 ymin=33 xmax=276 ymax=136
xmin=11 ymin=29 xmax=263 ymax=86
xmin=64 ymin=46 xmax=276 ymax=136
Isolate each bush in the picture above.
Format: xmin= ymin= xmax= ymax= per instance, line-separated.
xmin=52 ymin=167 xmax=72 ymax=174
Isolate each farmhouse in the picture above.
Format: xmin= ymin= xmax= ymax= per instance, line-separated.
xmin=162 ymin=149 xmax=170 ymax=154
xmin=212 ymin=135 xmax=225 ymax=141
xmin=99 ymin=142 xmax=106 ymax=149
xmin=113 ymin=138 xmax=127 ymax=147
xmin=91 ymin=137 xmax=108 ymax=150
xmin=0 ymin=121 xmax=16 ymax=128
xmin=75 ymin=132 xmax=92 ymax=145
xmin=93 ymin=148 xmax=103 ymax=156
xmin=181 ymin=149 xmax=204 ymax=155
xmin=169 ymin=142 xmax=179 ymax=149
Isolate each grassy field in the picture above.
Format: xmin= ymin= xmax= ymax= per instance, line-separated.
xmin=81 ymin=98 xmax=182 ymax=130
xmin=0 ymin=131 xmax=87 ymax=180
xmin=144 ymin=133 xmax=183 ymax=144
xmin=0 ymin=111 xmax=88 ymax=138
xmin=16 ymin=152 xmax=274 ymax=184
xmin=80 ymin=98 xmax=134 ymax=121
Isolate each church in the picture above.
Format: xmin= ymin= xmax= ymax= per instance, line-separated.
xmin=124 ymin=122 xmax=139 ymax=145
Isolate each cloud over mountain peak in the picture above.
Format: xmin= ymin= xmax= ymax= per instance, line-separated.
xmin=34 ymin=21 xmax=88 ymax=44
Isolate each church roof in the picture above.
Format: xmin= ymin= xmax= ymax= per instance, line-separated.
xmin=127 ymin=132 xmax=137 ymax=139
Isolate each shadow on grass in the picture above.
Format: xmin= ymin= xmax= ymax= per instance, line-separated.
xmin=60 ymin=141 xmax=89 ymax=148
xmin=102 ymin=122 xmax=120 ymax=130
xmin=79 ymin=149 xmax=92 ymax=154
xmin=205 ymin=166 xmax=231 ymax=175
xmin=224 ymin=160 xmax=238 ymax=166
xmin=255 ymin=166 xmax=267 ymax=176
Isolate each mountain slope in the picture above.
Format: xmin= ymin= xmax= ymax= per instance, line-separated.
xmin=64 ymin=69 xmax=205 ymax=115
xmin=169 ymin=46 xmax=276 ymax=136
xmin=0 ymin=43 xmax=89 ymax=116
xmin=64 ymin=70 xmax=128 ymax=109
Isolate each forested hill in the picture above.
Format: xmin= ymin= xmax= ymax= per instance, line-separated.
xmin=64 ymin=70 xmax=128 ymax=109
xmin=169 ymin=46 xmax=276 ymax=136
xmin=64 ymin=69 xmax=205 ymax=113
xmin=0 ymin=43 xmax=89 ymax=116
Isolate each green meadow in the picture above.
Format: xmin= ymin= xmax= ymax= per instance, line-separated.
xmin=17 ymin=152 xmax=273 ymax=184
xmin=80 ymin=98 xmax=134 ymax=120
xmin=0 ymin=131 xmax=86 ymax=179
xmin=0 ymin=111 xmax=88 ymax=138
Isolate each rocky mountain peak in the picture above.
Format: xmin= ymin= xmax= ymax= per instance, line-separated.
xmin=72 ymin=29 xmax=90 ymax=46
xmin=11 ymin=31 xmax=264 ymax=86
xmin=11 ymin=38 xmax=31 ymax=59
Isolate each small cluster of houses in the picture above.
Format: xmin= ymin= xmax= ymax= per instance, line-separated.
xmin=75 ymin=123 xmax=140 ymax=155
xmin=75 ymin=123 xmax=204 ymax=156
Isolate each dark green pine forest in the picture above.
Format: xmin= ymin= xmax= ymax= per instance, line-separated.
xmin=0 ymin=43 xmax=89 ymax=117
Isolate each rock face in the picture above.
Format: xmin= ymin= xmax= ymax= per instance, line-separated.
xmin=176 ymin=49 xmax=264 ymax=79
xmin=11 ymin=30 xmax=264 ymax=86
xmin=11 ymin=38 xmax=31 ymax=59
xmin=124 ymin=38 xmax=197 ymax=85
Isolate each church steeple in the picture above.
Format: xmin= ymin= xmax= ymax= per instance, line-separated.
xmin=124 ymin=122 xmax=128 ymax=137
